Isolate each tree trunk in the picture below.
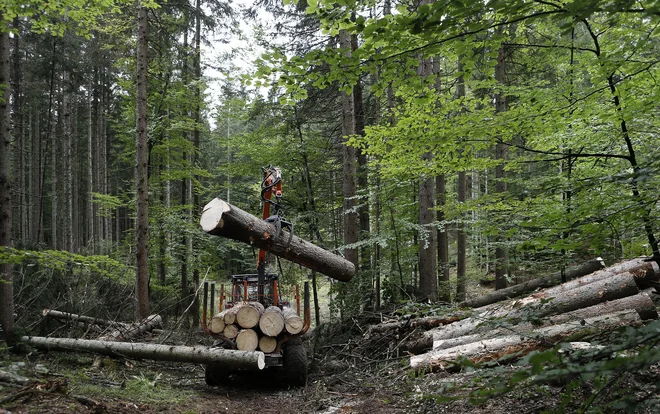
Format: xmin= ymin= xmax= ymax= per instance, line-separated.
xmin=455 ymin=57 xmax=467 ymax=302
xmin=200 ymin=198 xmax=355 ymax=281
xmin=436 ymin=174 xmax=450 ymax=302
xmin=460 ymin=258 xmax=606 ymax=308
xmin=339 ymin=29 xmax=358 ymax=268
xmin=407 ymin=271 xmax=642 ymax=353
xmin=410 ymin=310 xmax=642 ymax=370
xmin=0 ymin=27 xmax=14 ymax=344
xmin=43 ymin=309 xmax=128 ymax=328
xmin=494 ymin=31 xmax=509 ymax=290
xmin=21 ymin=336 xmax=265 ymax=370
xmin=135 ymin=4 xmax=150 ymax=320
xmin=432 ymin=292 xmax=657 ymax=351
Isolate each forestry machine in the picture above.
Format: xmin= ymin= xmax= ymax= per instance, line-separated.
xmin=201 ymin=166 xmax=310 ymax=386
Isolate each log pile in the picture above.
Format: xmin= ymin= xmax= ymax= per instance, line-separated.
xmin=403 ymin=257 xmax=660 ymax=371
xmin=208 ymin=302 xmax=304 ymax=352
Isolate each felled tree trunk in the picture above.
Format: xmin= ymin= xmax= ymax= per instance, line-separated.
xmin=21 ymin=336 xmax=265 ymax=370
xmin=43 ymin=309 xmax=127 ymax=328
xmin=259 ymin=336 xmax=277 ymax=353
xmin=410 ymin=310 xmax=642 ymax=370
xmin=460 ymin=258 xmax=606 ymax=308
xmin=405 ymin=273 xmax=640 ymax=353
xmin=200 ymin=198 xmax=355 ymax=282
xmin=101 ymin=314 xmax=162 ymax=341
xmin=431 ymin=292 xmax=657 ymax=350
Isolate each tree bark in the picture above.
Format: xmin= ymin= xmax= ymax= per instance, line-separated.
xmin=494 ymin=34 xmax=509 ymax=290
xmin=407 ymin=271 xmax=642 ymax=353
xmin=410 ymin=310 xmax=642 ymax=370
xmin=339 ymin=29 xmax=358 ymax=268
xmin=135 ymin=4 xmax=150 ymax=320
xmin=436 ymin=174 xmax=450 ymax=302
xmin=43 ymin=309 xmax=127 ymax=328
xmin=200 ymin=198 xmax=355 ymax=281
xmin=432 ymin=292 xmax=657 ymax=350
xmin=0 ymin=27 xmax=14 ymax=345
xmin=282 ymin=307 xmax=303 ymax=334
xmin=460 ymin=258 xmax=606 ymax=308
xmin=21 ymin=336 xmax=265 ymax=370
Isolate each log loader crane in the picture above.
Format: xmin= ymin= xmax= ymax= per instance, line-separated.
xmin=199 ymin=166 xmax=354 ymax=386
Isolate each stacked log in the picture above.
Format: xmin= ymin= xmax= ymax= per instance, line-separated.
xmin=210 ymin=303 xmax=306 ymax=352
xmin=260 ymin=306 xmax=285 ymax=336
xmin=403 ymin=257 xmax=660 ymax=371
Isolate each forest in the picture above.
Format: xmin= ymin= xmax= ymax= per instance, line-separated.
xmin=1 ymin=0 xmax=660 ymax=412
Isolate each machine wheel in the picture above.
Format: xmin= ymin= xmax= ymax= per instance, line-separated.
xmin=282 ymin=339 xmax=308 ymax=386
xmin=205 ymin=364 xmax=228 ymax=386
xmin=205 ymin=340 xmax=234 ymax=386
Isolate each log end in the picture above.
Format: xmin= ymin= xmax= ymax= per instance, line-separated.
xmin=200 ymin=198 xmax=231 ymax=233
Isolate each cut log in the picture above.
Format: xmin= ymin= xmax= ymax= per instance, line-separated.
xmin=103 ymin=314 xmax=162 ymax=341
xmin=43 ymin=309 xmax=128 ymax=328
xmin=21 ymin=336 xmax=265 ymax=370
xmin=200 ymin=198 xmax=355 ymax=282
xmin=411 ymin=310 xmax=642 ymax=370
xmin=209 ymin=314 xmax=226 ymax=334
xmin=541 ymin=258 xmax=658 ymax=297
xmin=259 ymin=306 xmax=285 ymax=337
xmin=223 ymin=324 xmax=239 ymax=339
xmin=258 ymin=335 xmax=277 ymax=353
xmin=236 ymin=329 xmax=259 ymax=351
xmin=405 ymin=273 xmax=640 ymax=354
xmin=224 ymin=306 xmax=240 ymax=325
xmin=368 ymin=315 xmax=466 ymax=335
xmin=236 ymin=302 xmax=265 ymax=329
xmin=282 ymin=307 xmax=304 ymax=334
xmin=460 ymin=258 xmax=606 ymax=308
xmin=431 ymin=292 xmax=658 ymax=350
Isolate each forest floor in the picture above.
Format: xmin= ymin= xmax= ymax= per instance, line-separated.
xmin=2 ymin=315 xmax=660 ymax=414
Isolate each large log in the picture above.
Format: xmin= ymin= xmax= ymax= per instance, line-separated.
xmin=236 ymin=302 xmax=265 ymax=329
xmin=21 ymin=336 xmax=265 ymax=370
xmin=460 ymin=258 xmax=606 ymax=308
xmin=43 ymin=309 xmax=128 ymax=328
xmin=282 ymin=307 xmax=303 ymax=334
xmin=259 ymin=306 xmax=285 ymax=336
xmin=209 ymin=314 xmax=226 ymax=334
xmin=431 ymin=292 xmax=658 ymax=350
xmin=102 ymin=314 xmax=162 ymax=341
xmin=411 ymin=310 xmax=642 ymax=370
xmin=258 ymin=335 xmax=277 ymax=353
xmin=405 ymin=273 xmax=640 ymax=353
xmin=200 ymin=198 xmax=355 ymax=282
xmin=236 ymin=329 xmax=259 ymax=351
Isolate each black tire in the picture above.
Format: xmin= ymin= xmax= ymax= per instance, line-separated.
xmin=205 ymin=340 xmax=234 ymax=386
xmin=282 ymin=339 xmax=308 ymax=386
xmin=205 ymin=363 xmax=227 ymax=386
